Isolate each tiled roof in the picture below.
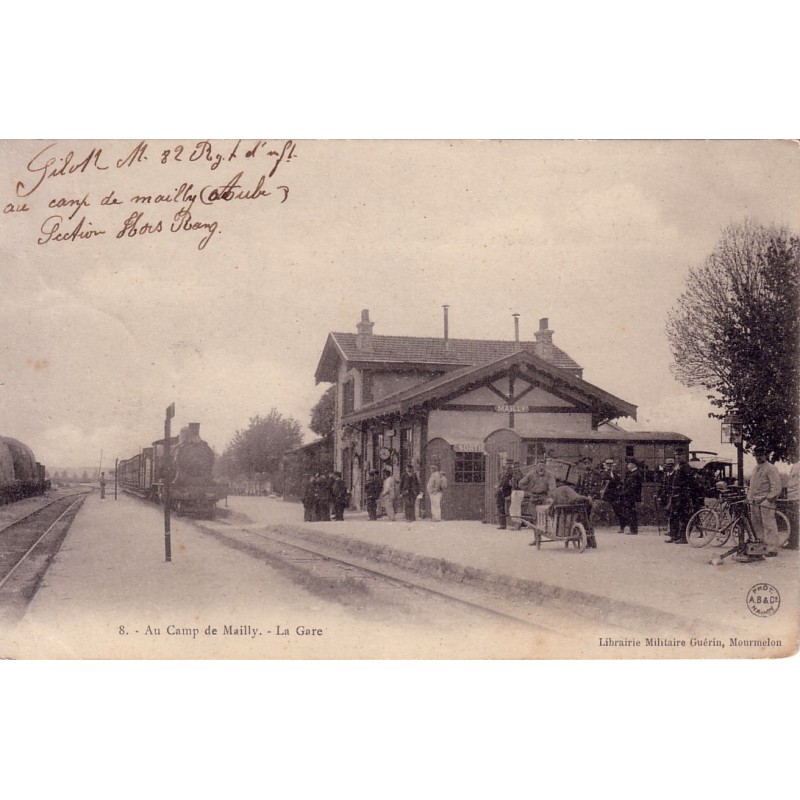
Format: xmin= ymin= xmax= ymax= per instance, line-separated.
xmin=330 ymin=332 xmax=582 ymax=370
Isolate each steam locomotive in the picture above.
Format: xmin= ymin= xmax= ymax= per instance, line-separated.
xmin=1 ymin=435 xmax=49 ymax=505
xmin=118 ymin=422 xmax=227 ymax=519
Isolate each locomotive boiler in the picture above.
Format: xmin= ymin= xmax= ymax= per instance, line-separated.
xmin=118 ymin=422 xmax=226 ymax=519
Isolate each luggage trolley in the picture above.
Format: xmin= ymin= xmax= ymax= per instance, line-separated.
xmin=516 ymin=501 xmax=590 ymax=552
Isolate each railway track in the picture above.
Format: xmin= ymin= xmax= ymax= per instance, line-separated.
xmin=198 ymin=520 xmax=614 ymax=639
xmin=0 ymin=492 xmax=89 ymax=613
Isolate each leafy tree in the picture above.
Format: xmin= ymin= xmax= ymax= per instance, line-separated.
xmin=667 ymin=220 xmax=800 ymax=461
xmin=309 ymin=385 xmax=336 ymax=440
xmin=223 ymin=408 xmax=303 ymax=476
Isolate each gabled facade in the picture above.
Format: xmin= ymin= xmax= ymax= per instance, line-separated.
xmin=314 ymin=310 xmax=690 ymax=521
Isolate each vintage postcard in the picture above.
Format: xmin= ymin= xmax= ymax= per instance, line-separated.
xmin=0 ymin=139 xmax=797 ymax=660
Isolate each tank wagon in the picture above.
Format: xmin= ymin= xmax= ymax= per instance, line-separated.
xmin=0 ymin=436 xmax=49 ymax=505
xmin=118 ymin=422 xmax=226 ymax=519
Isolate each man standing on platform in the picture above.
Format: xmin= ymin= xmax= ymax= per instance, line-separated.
xmin=598 ymin=458 xmax=623 ymax=531
xmin=400 ymin=464 xmax=421 ymax=522
xmin=99 ymin=472 xmax=106 ymax=500
xmin=364 ymin=470 xmax=382 ymax=521
xmin=495 ymin=461 xmax=514 ymax=529
xmin=664 ymin=454 xmax=698 ymax=544
xmin=620 ymin=461 xmax=643 ymax=534
xmin=426 ymin=464 xmax=448 ymax=521
xmin=381 ymin=468 xmax=397 ymax=521
xmin=331 ymin=471 xmax=349 ymax=521
xmin=519 ymin=461 xmax=556 ymax=508
xmin=747 ymin=447 xmax=783 ymax=557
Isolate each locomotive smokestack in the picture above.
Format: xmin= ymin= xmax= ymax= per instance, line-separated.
xmin=443 ymin=305 xmax=450 ymax=350
xmin=188 ymin=423 xmax=200 ymax=436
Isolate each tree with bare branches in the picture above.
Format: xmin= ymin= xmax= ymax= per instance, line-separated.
xmin=667 ymin=220 xmax=799 ymax=462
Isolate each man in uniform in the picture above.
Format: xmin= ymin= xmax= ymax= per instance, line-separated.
xmin=619 ymin=461 xmax=643 ymax=534
xmin=364 ymin=469 xmax=383 ymax=520
xmin=331 ymin=471 xmax=349 ymax=521
xmin=663 ymin=453 xmax=698 ymax=543
xmin=656 ymin=458 xmax=676 ymax=535
xmin=598 ymin=458 xmax=623 ymax=531
xmin=400 ymin=464 xmax=421 ymax=521
xmin=495 ymin=461 xmax=514 ymax=529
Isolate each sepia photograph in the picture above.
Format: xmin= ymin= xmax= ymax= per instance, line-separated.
xmin=0 ymin=138 xmax=797 ymax=660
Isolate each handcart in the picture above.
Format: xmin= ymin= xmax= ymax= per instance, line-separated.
xmin=514 ymin=501 xmax=589 ymax=552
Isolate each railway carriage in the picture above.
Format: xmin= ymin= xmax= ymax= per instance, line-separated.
xmin=1 ymin=436 xmax=49 ymax=504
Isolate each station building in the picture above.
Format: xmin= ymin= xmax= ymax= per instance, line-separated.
xmin=314 ymin=310 xmax=690 ymax=522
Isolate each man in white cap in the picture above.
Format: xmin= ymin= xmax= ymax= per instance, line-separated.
xmin=747 ymin=446 xmax=782 ymax=557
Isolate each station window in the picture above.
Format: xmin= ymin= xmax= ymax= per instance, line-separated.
xmin=362 ymin=372 xmax=374 ymax=405
xmin=455 ymin=452 xmax=485 ymax=484
xmin=343 ymin=380 xmax=355 ymax=415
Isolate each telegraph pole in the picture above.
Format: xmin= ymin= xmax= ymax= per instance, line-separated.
xmin=164 ymin=402 xmax=175 ymax=562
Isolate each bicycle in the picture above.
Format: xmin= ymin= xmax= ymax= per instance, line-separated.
xmin=701 ymin=498 xmax=790 ymax=565
xmin=685 ymin=487 xmax=743 ymax=547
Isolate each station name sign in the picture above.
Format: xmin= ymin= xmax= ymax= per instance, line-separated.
xmin=494 ymin=404 xmax=530 ymax=413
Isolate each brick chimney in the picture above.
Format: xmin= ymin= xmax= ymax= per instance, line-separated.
xmin=356 ymin=309 xmax=374 ymax=351
xmin=534 ymin=317 xmax=555 ymax=360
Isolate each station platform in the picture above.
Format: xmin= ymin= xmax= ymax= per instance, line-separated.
xmin=225 ymin=497 xmax=799 ymax=652
xmin=2 ymin=492 xmax=797 ymax=659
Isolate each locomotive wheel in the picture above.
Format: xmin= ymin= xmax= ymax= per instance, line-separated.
xmin=571 ymin=522 xmax=587 ymax=552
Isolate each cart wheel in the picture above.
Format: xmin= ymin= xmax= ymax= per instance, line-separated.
xmin=571 ymin=522 xmax=587 ymax=552
xmin=686 ymin=509 xmax=719 ymax=547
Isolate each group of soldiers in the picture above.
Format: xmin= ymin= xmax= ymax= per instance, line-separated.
xmin=581 ymin=453 xmax=705 ymax=543
xmin=300 ymin=471 xmax=350 ymax=521
xmin=494 ymin=452 xmax=703 ymax=547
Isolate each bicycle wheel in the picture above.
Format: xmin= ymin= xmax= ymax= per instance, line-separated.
xmin=775 ymin=510 xmax=791 ymax=549
xmin=686 ymin=509 xmax=719 ymax=547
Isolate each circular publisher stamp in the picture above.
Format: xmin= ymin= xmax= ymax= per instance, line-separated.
xmin=746 ymin=583 xmax=781 ymax=617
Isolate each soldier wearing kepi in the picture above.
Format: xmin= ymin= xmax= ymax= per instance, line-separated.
xmin=495 ymin=461 xmax=514 ymax=529
xmin=663 ymin=453 xmax=698 ymax=544
xmin=598 ymin=458 xmax=623 ymax=531
xmin=364 ymin=469 xmax=382 ymax=521
xmin=331 ymin=471 xmax=349 ymax=521
xmin=620 ymin=462 xmax=643 ymax=534
xmin=657 ymin=458 xmax=677 ymax=535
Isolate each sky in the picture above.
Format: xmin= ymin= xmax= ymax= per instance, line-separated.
xmin=1 ymin=139 xmax=798 ymax=472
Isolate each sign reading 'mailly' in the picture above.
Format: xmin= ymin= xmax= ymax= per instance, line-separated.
xmin=494 ymin=404 xmax=530 ymax=413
